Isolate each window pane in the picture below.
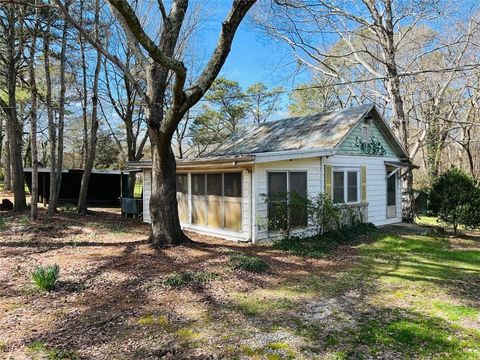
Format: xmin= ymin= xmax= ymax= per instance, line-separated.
xmin=387 ymin=175 xmax=396 ymax=206
xmin=289 ymin=172 xmax=307 ymax=197
xmin=347 ymin=171 xmax=358 ymax=202
xmin=268 ymin=172 xmax=287 ymax=195
xmin=176 ymin=174 xmax=188 ymax=194
xmin=224 ymin=173 xmax=242 ymax=197
xmin=289 ymin=172 xmax=308 ymax=227
xmin=333 ymin=172 xmax=344 ymax=203
xmin=192 ymin=174 xmax=205 ymax=195
xmin=268 ymin=172 xmax=287 ymax=231
xmin=207 ymin=173 xmax=222 ymax=195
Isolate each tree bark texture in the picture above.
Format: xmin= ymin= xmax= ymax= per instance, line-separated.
xmin=77 ymin=0 xmax=101 ymax=214
xmin=29 ymin=12 xmax=39 ymax=220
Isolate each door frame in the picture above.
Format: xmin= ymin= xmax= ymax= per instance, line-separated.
xmin=386 ymin=166 xmax=399 ymax=219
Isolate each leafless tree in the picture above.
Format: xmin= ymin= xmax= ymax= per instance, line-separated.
xmin=54 ymin=0 xmax=257 ymax=245
xmin=77 ymin=0 xmax=102 ymax=214
xmin=28 ymin=2 xmax=40 ymax=219
xmin=0 ymin=4 xmax=27 ymax=210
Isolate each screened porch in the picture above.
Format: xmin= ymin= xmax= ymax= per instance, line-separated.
xmin=175 ymin=171 xmax=245 ymax=234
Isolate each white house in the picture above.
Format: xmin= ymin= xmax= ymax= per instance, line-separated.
xmin=131 ymin=104 xmax=414 ymax=242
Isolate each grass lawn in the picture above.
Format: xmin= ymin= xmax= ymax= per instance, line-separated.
xmin=0 ymin=209 xmax=478 ymax=359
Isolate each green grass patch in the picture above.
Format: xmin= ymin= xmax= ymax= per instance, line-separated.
xmin=0 ymin=215 xmax=6 ymax=231
xmin=228 ymin=251 xmax=269 ymax=272
xmin=233 ymin=295 xmax=295 ymax=316
xmin=163 ymin=270 xmax=218 ymax=287
xmin=27 ymin=341 xmax=78 ymax=359
xmin=273 ymin=223 xmax=377 ymax=258
xmin=352 ymin=311 xmax=480 ymax=359
xmin=137 ymin=314 xmax=169 ymax=327
xmin=175 ymin=328 xmax=202 ymax=342
xmin=431 ymin=301 xmax=479 ymax=321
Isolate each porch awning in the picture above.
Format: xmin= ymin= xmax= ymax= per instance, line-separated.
xmin=384 ymin=161 xmax=419 ymax=169
xmin=385 ymin=161 xmax=419 ymax=179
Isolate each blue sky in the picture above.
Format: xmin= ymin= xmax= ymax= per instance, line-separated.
xmin=192 ymin=2 xmax=308 ymax=117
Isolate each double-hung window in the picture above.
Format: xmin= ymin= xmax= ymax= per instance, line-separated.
xmin=267 ymin=171 xmax=307 ymax=230
xmin=332 ymin=169 xmax=359 ymax=204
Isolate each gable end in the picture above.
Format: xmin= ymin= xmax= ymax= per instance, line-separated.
xmin=335 ymin=107 xmax=408 ymax=160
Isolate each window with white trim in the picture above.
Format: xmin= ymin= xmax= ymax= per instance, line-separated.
xmin=332 ymin=169 xmax=360 ymax=204
xmin=267 ymin=171 xmax=308 ymax=230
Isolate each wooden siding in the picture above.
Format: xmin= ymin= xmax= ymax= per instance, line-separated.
xmin=337 ymin=120 xmax=397 ymax=157
xmin=325 ymin=155 xmax=402 ymax=225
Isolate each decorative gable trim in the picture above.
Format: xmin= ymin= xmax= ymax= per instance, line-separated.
xmin=334 ymin=105 xmax=409 ymax=161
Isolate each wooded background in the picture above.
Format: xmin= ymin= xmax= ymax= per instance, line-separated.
xmin=1 ymin=0 xmax=480 ymax=227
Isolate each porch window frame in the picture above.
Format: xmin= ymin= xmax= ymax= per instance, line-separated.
xmin=332 ymin=167 xmax=361 ymax=205
xmin=189 ymin=171 xmax=243 ymax=232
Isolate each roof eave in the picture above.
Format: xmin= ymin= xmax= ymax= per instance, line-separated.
xmin=253 ymin=148 xmax=336 ymax=163
xmin=127 ymin=156 xmax=255 ymax=170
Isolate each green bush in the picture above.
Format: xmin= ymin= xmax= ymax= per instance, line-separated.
xmin=309 ymin=193 xmax=341 ymax=234
xmin=32 ymin=264 xmax=60 ymax=291
xmin=429 ymin=168 xmax=480 ymax=233
xmin=164 ymin=270 xmax=218 ymax=287
xmin=261 ymin=192 xmax=342 ymax=236
xmin=273 ymin=223 xmax=377 ymax=258
xmin=229 ymin=252 xmax=269 ymax=273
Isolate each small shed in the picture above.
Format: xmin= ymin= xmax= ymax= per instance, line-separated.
xmin=24 ymin=168 xmax=132 ymax=206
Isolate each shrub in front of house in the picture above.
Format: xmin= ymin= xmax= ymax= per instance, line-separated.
xmin=262 ymin=192 xmax=364 ymax=235
xmin=31 ymin=264 xmax=60 ymax=291
xmin=273 ymin=222 xmax=377 ymax=258
xmin=429 ymin=167 xmax=480 ymax=233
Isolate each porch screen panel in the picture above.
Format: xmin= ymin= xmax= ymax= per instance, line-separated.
xmin=192 ymin=174 xmax=206 ymax=225
xmin=289 ymin=172 xmax=307 ymax=227
xmin=268 ymin=172 xmax=288 ymax=231
xmin=224 ymin=173 xmax=242 ymax=231
xmin=207 ymin=173 xmax=223 ymax=228
xmin=176 ymin=174 xmax=188 ymax=223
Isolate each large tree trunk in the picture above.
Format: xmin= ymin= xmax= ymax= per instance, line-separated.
xmin=5 ymin=7 xmax=26 ymax=211
xmin=145 ymin=58 xmax=189 ymax=246
xmin=54 ymin=5 xmax=69 ymax=206
xmin=77 ymin=0 xmax=101 ymax=214
xmin=3 ymin=129 xmax=12 ymax=191
xmin=55 ymin=0 xmax=256 ymax=244
xmin=29 ymin=13 xmax=39 ymax=220
xmin=149 ymin=144 xmax=188 ymax=245
xmin=44 ymin=19 xmax=58 ymax=217
xmin=384 ymin=2 xmax=413 ymax=222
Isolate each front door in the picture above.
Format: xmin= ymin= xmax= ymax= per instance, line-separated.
xmin=386 ymin=171 xmax=397 ymax=218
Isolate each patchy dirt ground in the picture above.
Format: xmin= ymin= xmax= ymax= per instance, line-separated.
xmin=1 ymin=202 xmax=479 ymax=359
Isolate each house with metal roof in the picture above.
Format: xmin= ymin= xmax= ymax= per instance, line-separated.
xmin=132 ymin=104 xmax=414 ymax=242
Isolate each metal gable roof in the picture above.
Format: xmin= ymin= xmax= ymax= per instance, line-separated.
xmin=207 ymin=104 xmax=374 ymax=157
